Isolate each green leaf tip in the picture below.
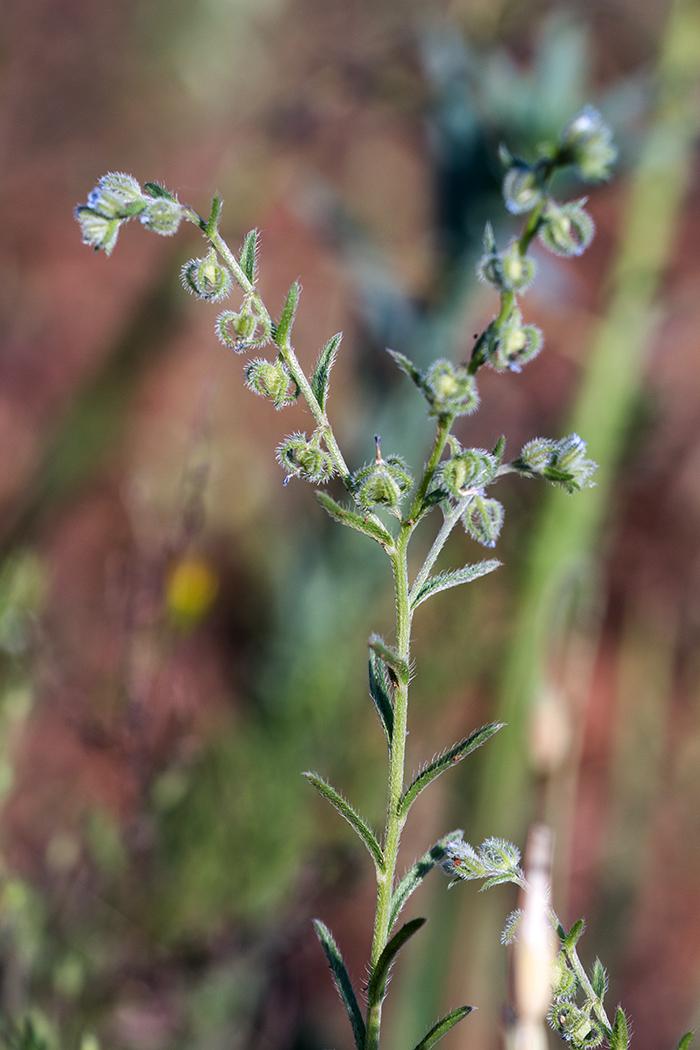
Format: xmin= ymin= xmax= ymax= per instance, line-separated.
xmin=311 ymin=332 xmax=342 ymax=410
xmin=411 ymin=1006 xmax=473 ymax=1050
xmin=302 ymin=772 xmax=384 ymax=871
xmin=411 ymin=560 xmax=501 ymax=610
xmin=610 ymin=1007 xmax=630 ymax=1050
xmin=312 ymin=920 xmax=366 ymax=1050
xmin=274 ymin=281 xmax=301 ymax=349
xmin=674 ymin=1034 xmax=694 ymax=1050
xmin=238 ymin=228 xmax=258 ymax=283
xmin=399 ymin=722 xmax=504 ymax=819
xmin=368 ymin=634 xmax=410 ymax=687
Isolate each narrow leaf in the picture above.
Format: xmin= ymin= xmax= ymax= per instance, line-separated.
xmin=411 ymin=1006 xmax=473 ymax=1050
xmin=389 ymin=830 xmax=464 ymax=930
xmin=303 ymin=772 xmax=384 ymax=872
xmin=563 ymin=919 xmax=586 ymax=950
xmin=316 ymin=492 xmax=396 ymax=550
xmin=368 ymin=648 xmax=394 ymax=745
xmin=311 ymin=333 xmax=343 ymax=410
xmin=674 ymin=1034 xmax=694 ymax=1050
xmin=387 ymin=349 xmax=424 ymax=389
xmin=205 ymin=194 xmax=223 ymax=236
xmin=411 ymin=560 xmax=501 ymax=610
xmin=367 ymin=918 xmax=426 ymax=1004
xmin=590 ymin=958 xmax=607 ymax=1000
xmin=143 ymin=182 xmax=177 ymax=201
xmin=610 ymin=1007 xmax=629 ymax=1050
xmin=274 ymin=281 xmax=300 ymax=348
xmin=238 ymin=229 xmax=258 ymax=283
xmin=312 ymin=920 xmax=366 ymax=1050
xmin=369 ymin=634 xmax=410 ymax=687
xmin=399 ymin=722 xmax=504 ymax=819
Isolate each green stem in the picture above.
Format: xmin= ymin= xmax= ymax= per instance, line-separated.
xmin=409 ymin=491 xmax=477 ymax=607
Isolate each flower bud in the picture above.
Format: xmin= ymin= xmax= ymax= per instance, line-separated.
xmin=277 ymin=432 xmax=334 ymax=483
xmin=244 ymin=358 xmax=296 ymax=408
xmin=352 ymin=443 xmax=412 ymax=514
xmin=75 ymin=208 xmax=122 ymax=256
xmin=478 ymin=231 xmax=536 ymax=294
xmin=87 ymin=172 xmax=144 ymax=217
xmin=140 ymin=197 xmax=183 ymax=236
xmin=216 ymin=305 xmax=269 ymax=351
xmin=487 ymin=308 xmax=543 ymax=373
xmin=441 ymin=449 xmax=497 ymax=496
xmin=559 ymin=106 xmax=617 ymax=182
xmin=539 ymin=200 xmax=594 ymax=258
xmin=503 ymin=163 xmax=543 ymax=215
xmin=423 ymin=360 xmax=479 ymax=417
xmin=462 ymin=495 xmax=504 ymax=547
xmin=181 ymin=248 xmax=233 ymax=302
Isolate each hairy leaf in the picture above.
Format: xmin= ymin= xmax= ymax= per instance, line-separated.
xmin=411 ymin=560 xmax=501 ymax=610
xmin=411 ymin=1006 xmax=473 ymax=1050
xmin=369 ymin=634 xmax=410 ymax=687
xmin=610 ymin=1008 xmax=629 ymax=1050
xmin=238 ymin=229 xmax=258 ymax=283
xmin=313 ymin=920 xmax=366 ymax=1050
xmin=675 ymin=1034 xmax=694 ymax=1050
xmin=389 ymin=831 xmax=464 ymax=930
xmin=274 ymin=281 xmax=300 ymax=348
xmin=143 ymin=182 xmax=177 ymax=201
xmin=399 ymin=723 xmax=504 ymax=819
xmin=311 ymin=333 xmax=342 ymax=410
xmin=590 ymin=958 xmax=607 ymax=1001
xmin=316 ymin=492 xmax=396 ymax=550
xmin=367 ymin=918 xmax=426 ymax=1005
xmin=368 ymin=648 xmax=394 ymax=746
xmin=562 ymin=919 xmax=586 ymax=950
xmin=303 ymin=772 xmax=384 ymax=872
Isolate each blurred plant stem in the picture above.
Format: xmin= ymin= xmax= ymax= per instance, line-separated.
xmin=464 ymin=0 xmax=700 ymax=1043
xmin=391 ymin=0 xmax=700 ymax=1046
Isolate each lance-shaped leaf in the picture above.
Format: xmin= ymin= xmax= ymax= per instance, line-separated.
xmin=411 ymin=560 xmax=501 ymax=611
xmin=311 ymin=333 xmax=342 ymax=410
xmin=316 ymin=492 xmax=396 ymax=551
xmin=368 ymin=648 xmax=394 ymax=745
xmin=399 ymin=722 xmax=504 ymax=820
xmin=312 ymin=920 xmax=366 ymax=1050
xmin=143 ymin=182 xmax=177 ymax=202
xmin=411 ymin=1006 xmax=473 ymax=1050
xmin=389 ymin=830 xmax=464 ymax=930
xmin=367 ymin=918 xmax=426 ymax=1005
xmin=610 ymin=1008 xmax=629 ymax=1050
xmin=238 ymin=229 xmax=258 ymax=283
xmin=590 ymin=958 xmax=607 ymax=1001
xmin=274 ymin=281 xmax=300 ymax=348
xmin=303 ymin=772 xmax=384 ymax=872
xmin=369 ymin=634 xmax=410 ymax=687
xmin=561 ymin=918 xmax=585 ymax=950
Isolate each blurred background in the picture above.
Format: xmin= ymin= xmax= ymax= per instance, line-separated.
xmin=1 ymin=0 xmax=700 ymax=1048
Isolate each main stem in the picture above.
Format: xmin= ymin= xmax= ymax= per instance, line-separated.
xmin=364 ymin=418 xmax=455 ymax=1050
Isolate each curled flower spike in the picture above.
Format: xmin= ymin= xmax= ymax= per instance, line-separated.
xmin=87 ymin=172 xmax=144 ymax=216
xmin=181 ymin=248 xmax=233 ymax=302
xmin=513 ymin=434 xmax=597 ymax=493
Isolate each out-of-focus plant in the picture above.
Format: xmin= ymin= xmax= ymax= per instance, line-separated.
xmin=73 ymin=110 xmax=689 ymax=1050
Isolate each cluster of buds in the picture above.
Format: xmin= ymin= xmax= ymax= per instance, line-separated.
xmin=75 ymin=174 xmax=183 ymax=255
xmin=556 ymin=105 xmax=618 ymax=183
xmin=441 ymin=836 xmax=523 ymax=889
xmin=351 ymin=438 xmax=413 ymax=516
xmin=512 ymin=434 xmax=597 ymax=493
